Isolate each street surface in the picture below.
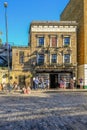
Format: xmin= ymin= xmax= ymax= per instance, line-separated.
xmin=0 ymin=90 xmax=87 ymax=130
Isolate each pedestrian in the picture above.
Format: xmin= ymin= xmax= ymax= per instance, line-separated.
xmin=63 ymin=78 xmax=66 ymax=89
xmin=22 ymin=85 xmax=26 ymax=94
xmin=26 ymin=86 xmax=31 ymax=94
xmin=13 ymin=82 xmax=18 ymax=90
xmin=70 ymin=78 xmax=74 ymax=89
xmin=33 ymin=77 xmax=35 ymax=89
xmin=22 ymin=85 xmax=31 ymax=94
xmin=34 ymin=77 xmax=39 ymax=89
xmin=0 ymin=83 xmax=3 ymax=91
xmin=2 ymin=82 xmax=6 ymax=90
xmin=39 ymin=77 xmax=44 ymax=89
xmin=60 ymin=79 xmax=63 ymax=88
xmin=60 ymin=77 xmax=66 ymax=89
xmin=79 ymin=78 xmax=83 ymax=89
xmin=46 ymin=78 xmax=49 ymax=89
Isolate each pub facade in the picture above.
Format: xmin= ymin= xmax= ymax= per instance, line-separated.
xmin=28 ymin=21 xmax=77 ymax=88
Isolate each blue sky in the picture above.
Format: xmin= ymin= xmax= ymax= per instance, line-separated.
xmin=0 ymin=0 xmax=69 ymax=46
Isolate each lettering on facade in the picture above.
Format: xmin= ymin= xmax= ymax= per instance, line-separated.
xmin=31 ymin=26 xmax=76 ymax=32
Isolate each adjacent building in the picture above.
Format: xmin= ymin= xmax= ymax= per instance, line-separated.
xmin=60 ymin=0 xmax=87 ymax=88
xmin=11 ymin=46 xmax=32 ymax=87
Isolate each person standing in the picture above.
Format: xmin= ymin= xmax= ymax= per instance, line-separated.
xmin=60 ymin=77 xmax=66 ymax=89
xmin=46 ymin=78 xmax=49 ymax=89
xmin=79 ymin=78 xmax=83 ymax=89
xmin=0 ymin=83 xmax=3 ymax=91
xmin=34 ymin=77 xmax=39 ymax=89
xmin=70 ymin=78 xmax=74 ymax=89
xmin=33 ymin=77 xmax=35 ymax=89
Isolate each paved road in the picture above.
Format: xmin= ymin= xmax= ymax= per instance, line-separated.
xmin=0 ymin=91 xmax=87 ymax=130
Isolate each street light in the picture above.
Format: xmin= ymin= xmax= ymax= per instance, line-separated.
xmin=4 ymin=2 xmax=10 ymax=85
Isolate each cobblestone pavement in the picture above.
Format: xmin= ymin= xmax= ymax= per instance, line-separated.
xmin=0 ymin=90 xmax=87 ymax=130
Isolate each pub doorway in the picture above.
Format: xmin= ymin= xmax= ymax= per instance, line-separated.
xmin=50 ymin=74 xmax=59 ymax=88
xmin=50 ymin=72 xmax=71 ymax=89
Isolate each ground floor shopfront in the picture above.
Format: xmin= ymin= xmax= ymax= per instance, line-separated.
xmin=0 ymin=68 xmax=78 ymax=89
xmin=34 ymin=70 xmax=76 ymax=89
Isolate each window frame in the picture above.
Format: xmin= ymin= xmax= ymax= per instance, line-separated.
xmin=63 ymin=36 xmax=70 ymax=47
xmin=51 ymin=54 xmax=57 ymax=64
xmin=19 ymin=51 xmax=24 ymax=64
xmin=50 ymin=36 xmax=58 ymax=47
xmin=37 ymin=36 xmax=45 ymax=47
xmin=37 ymin=53 xmax=44 ymax=65
xmin=63 ymin=54 xmax=71 ymax=64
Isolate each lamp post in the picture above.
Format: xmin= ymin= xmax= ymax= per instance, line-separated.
xmin=4 ymin=2 xmax=10 ymax=85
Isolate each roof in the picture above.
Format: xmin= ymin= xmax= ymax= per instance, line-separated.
xmin=29 ymin=20 xmax=78 ymax=33
xmin=30 ymin=20 xmax=77 ymax=26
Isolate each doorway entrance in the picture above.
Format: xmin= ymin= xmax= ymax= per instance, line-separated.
xmin=50 ymin=72 xmax=71 ymax=88
xmin=50 ymin=74 xmax=59 ymax=88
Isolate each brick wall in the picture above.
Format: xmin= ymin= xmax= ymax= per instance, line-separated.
xmin=61 ymin=0 xmax=85 ymax=65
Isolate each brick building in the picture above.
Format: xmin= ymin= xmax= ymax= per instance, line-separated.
xmin=11 ymin=21 xmax=77 ymax=88
xmin=11 ymin=46 xmax=32 ymax=87
xmin=29 ymin=21 xmax=77 ymax=88
xmin=60 ymin=0 xmax=87 ymax=88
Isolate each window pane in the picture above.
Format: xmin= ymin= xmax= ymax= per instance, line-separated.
xmin=38 ymin=37 xmax=44 ymax=46
xmin=51 ymin=54 xmax=57 ymax=63
xmin=38 ymin=54 xmax=44 ymax=65
xmin=64 ymin=37 xmax=70 ymax=46
xmin=52 ymin=37 xmax=57 ymax=47
xmin=64 ymin=54 xmax=70 ymax=63
xmin=19 ymin=51 xmax=24 ymax=63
